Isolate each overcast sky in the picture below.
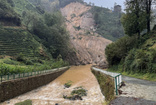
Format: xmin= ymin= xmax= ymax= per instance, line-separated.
xmin=84 ymin=0 xmax=125 ymax=10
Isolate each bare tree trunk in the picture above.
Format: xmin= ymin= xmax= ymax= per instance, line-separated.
xmin=136 ymin=0 xmax=141 ymax=38
xmin=146 ymin=0 xmax=152 ymax=32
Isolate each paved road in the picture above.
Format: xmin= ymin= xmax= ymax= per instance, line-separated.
xmin=110 ymin=76 xmax=156 ymax=105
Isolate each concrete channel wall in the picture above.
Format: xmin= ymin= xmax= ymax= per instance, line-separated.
xmin=0 ymin=67 xmax=69 ymax=102
xmin=91 ymin=67 xmax=122 ymax=95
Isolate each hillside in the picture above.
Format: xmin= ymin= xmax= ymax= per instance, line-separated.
xmin=105 ymin=27 xmax=156 ymax=81
xmin=91 ymin=6 xmax=124 ymax=41
xmin=0 ymin=0 xmax=124 ymax=67
xmin=0 ymin=1 xmax=49 ymax=59
xmin=104 ymin=0 xmax=156 ymax=81
xmin=61 ymin=2 xmax=112 ymax=66
xmin=0 ymin=0 xmax=69 ymax=75
xmin=0 ymin=0 xmax=21 ymax=26
xmin=0 ymin=28 xmax=49 ymax=58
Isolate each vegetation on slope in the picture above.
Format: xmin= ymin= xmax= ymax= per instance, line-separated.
xmin=106 ymin=32 xmax=156 ymax=81
xmin=59 ymin=0 xmax=84 ymax=8
xmin=0 ymin=57 xmax=68 ymax=75
xmin=90 ymin=6 xmax=124 ymax=41
xmin=0 ymin=0 xmax=21 ymax=26
xmin=0 ymin=0 xmax=70 ymax=74
xmin=105 ymin=0 xmax=156 ymax=81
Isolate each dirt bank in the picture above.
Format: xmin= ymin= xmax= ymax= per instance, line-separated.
xmin=0 ymin=65 xmax=105 ymax=105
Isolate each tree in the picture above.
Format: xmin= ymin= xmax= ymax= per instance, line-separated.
xmin=32 ymin=12 xmax=69 ymax=59
xmin=121 ymin=0 xmax=147 ymax=39
xmin=145 ymin=0 xmax=152 ymax=32
xmin=122 ymin=0 xmax=155 ymax=38
xmin=22 ymin=11 xmax=41 ymax=31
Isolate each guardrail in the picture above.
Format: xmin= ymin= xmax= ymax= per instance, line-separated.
xmin=91 ymin=67 xmax=122 ymax=95
xmin=0 ymin=66 xmax=69 ymax=83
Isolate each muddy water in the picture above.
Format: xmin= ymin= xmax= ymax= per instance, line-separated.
xmin=0 ymin=65 xmax=105 ymax=105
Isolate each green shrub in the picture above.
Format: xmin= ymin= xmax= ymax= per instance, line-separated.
xmin=0 ymin=59 xmax=68 ymax=75
xmin=0 ymin=64 xmax=10 ymax=75
xmin=3 ymin=58 xmax=19 ymax=65
xmin=71 ymin=14 xmax=76 ymax=18
xmin=124 ymin=48 xmax=156 ymax=73
xmin=63 ymin=86 xmax=87 ymax=100
xmin=64 ymin=80 xmax=72 ymax=88
xmin=71 ymin=87 xmax=87 ymax=96
xmin=105 ymin=36 xmax=137 ymax=66
xmin=23 ymin=59 xmax=33 ymax=65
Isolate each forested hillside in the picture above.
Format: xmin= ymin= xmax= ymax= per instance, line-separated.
xmin=0 ymin=0 xmax=70 ymax=75
xmin=0 ymin=0 xmax=126 ymax=75
xmin=0 ymin=0 xmax=21 ymax=26
xmin=91 ymin=6 xmax=124 ymax=41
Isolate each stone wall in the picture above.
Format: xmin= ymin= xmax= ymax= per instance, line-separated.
xmin=0 ymin=68 xmax=68 ymax=102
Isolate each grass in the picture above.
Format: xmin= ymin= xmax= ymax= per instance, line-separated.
xmin=15 ymin=99 xmax=32 ymax=105
xmin=122 ymin=72 xmax=156 ymax=81
xmin=108 ymin=65 xmax=156 ymax=81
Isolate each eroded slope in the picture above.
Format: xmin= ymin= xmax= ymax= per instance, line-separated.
xmin=61 ymin=2 xmax=112 ymax=66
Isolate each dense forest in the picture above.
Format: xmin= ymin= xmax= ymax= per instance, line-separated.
xmin=105 ymin=0 xmax=156 ymax=81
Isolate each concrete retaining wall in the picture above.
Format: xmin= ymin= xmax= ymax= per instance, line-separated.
xmin=91 ymin=68 xmax=115 ymax=102
xmin=0 ymin=67 xmax=68 ymax=102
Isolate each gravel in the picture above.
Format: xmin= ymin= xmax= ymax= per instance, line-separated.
xmin=110 ymin=76 xmax=156 ymax=105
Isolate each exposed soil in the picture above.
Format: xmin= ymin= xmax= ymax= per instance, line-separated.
xmin=0 ymin=65 xmax=105 ymax=105
xmin=61 ymin=2 xmax=112 ymax=66
xmin=110 ymin=76 xmax=156 ymax=105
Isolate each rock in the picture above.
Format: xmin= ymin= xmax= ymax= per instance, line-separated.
xmin=98 ymin=61 xmax=108 ymax=69
xmin=63 ymin=95 xmax=83 ymax=100
xmin=119 ymin=82 xmax=126 ymax=88
xmin=71 ymin=95 xmax=83 ymax=100
xmin=6 ymin=100 xmax=10 ymax=104
xmin=118 ymin=89 xmax=123 ymax=95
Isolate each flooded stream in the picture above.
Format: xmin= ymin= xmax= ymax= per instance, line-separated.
xmin=0 ymin=65 xmax=105 ymax=105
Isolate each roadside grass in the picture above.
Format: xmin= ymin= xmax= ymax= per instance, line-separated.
xmin=108 ymin=65 xmax=156 ymax=82
xmin=14 ymin=99 xmax=32 ymax=105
